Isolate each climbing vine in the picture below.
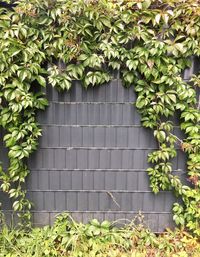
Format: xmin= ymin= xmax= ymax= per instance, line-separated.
xmin=0 ymin=0 xmax=199 ymax=234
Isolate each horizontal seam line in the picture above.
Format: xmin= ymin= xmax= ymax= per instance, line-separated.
xmin=25 ymin=190 xmax=171 ymax=193
xmin=29 ymin=168 xmax=185 ymax=172
xmin=47 ymin=102 xmax=135 ymax=104
xmin=38 ymin=124 xmax=181 ymax=128
xmin=37 ymin=147 xmax=182 ymax=150
xmin=2 ymin=210 xmax=172 ymax=214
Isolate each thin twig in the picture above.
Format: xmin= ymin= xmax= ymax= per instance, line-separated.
xmin=106 ymin=191 xmax=120 ymax=208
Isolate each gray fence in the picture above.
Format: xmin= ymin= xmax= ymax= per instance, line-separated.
xmin=0 ymin=59 xmax=199 ymax=231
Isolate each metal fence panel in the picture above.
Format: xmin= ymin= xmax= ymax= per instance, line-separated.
xmin=1 ymin=59 xmax=199 ymax=231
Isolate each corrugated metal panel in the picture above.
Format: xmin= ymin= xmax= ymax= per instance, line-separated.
xmin=0 ymin=58 xmax=199 ymax=231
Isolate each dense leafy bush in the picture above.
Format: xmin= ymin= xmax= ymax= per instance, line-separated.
xmin=0 ymin=213 xmax=200 ymax=257
xmin=0 ymin=0 xmax=199 ymax=234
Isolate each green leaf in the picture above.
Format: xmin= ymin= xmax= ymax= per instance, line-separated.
xmin=62 ymin=79 xmax=71 ymax=90
xmin=168 ymin=94 xmax=176 ymax=103
xmin=101 ymin=220 xmax=110 ymax=228
xmin=90 ymin=219 xmax=100 ymax=227
xmin=36 ymin=76 xmax=46 ymax=87
xmin=155 ymin=13 xmax=161 ymax=24
xmin=137 ymin=2 xmax=142 ymax=9
xmin=123 ymin=71 xmax=135 ymax=85
xmin=142 ymin=0 xmax=151 ymax=9
xmin=100 ymin=17 xmax=111 ymax=28
xmin=13 ymin=201 xmax=21 ymax=211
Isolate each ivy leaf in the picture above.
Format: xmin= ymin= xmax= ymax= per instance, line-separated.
xmin=175 ymin=43 xmax=185 ymax=53
xmin=123 ymin=71 xmax=135 ymax=85
xmin=168 ymin=94 xmax=176 ymax=103
xmin=126 ymin=60 xmax=138 ymax=70
xmin=13 ymin=201 xmax=21 ymax=211
xmin=17 ymin=70 xmax=27 ymax=82
xmin=61 ymin=79 xmax=71 ymax=90
xmin=78 ymin=54 xmax=88 ymax=61
xmin=36 ymin=76 xmax=46 ymax=87
xmin=155 ymin=14 xmax=161 ymax=24
xmin=142 ymin=0 xmax=151 ymax=9
xmin=100 ymin=17 xmax=111 ymax=28
xmin=163 ymin=14 xmax=169 ymax=24
xmin=137 ymin=2 xmax=142 ymax=9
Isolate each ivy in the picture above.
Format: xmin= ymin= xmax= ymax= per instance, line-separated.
xmin=0 ymin=0 xmax=199 ymax=234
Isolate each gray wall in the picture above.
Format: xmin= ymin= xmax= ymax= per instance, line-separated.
xmin=1 ymin=59 xmax=199 ymax=231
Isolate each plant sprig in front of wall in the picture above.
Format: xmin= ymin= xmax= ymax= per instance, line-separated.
xmin=0 ymin=0 xmax=199 ymax=234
